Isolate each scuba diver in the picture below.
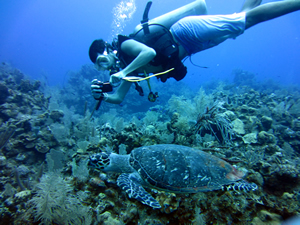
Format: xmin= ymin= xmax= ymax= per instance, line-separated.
xmin=89 ymin=0 xmax=300 ymax=108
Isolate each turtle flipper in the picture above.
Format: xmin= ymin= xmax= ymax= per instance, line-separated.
xmin=117 ymin=173 xmax=161 ymax=208
xmin=222 ymin=181 xmax=258 ymax=192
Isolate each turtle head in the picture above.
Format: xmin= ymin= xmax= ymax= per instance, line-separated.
xmin=88 ymin=152 xmax=110 ymax=170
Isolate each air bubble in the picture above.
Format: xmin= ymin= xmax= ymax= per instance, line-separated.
xmin=108 ymin=0 xmax=136 ymax=42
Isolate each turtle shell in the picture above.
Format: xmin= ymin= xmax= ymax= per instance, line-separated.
xmin=129 ymin=144 xmax=245 ymax=193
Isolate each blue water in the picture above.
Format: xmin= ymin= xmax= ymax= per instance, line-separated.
xmin=0 ymin=0 xmax=300 ymax=87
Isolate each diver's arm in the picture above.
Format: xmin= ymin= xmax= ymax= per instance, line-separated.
xmin=110 ymin=39 xmax=156 ymax=85
xmin=105 ymin=80 xmax=132 ymax=104
xmin=121 ymin=39 xmax=156 ymax=75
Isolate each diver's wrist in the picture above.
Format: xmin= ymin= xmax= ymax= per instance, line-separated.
xmin=103 ymin=93 xmax=109 ymax=101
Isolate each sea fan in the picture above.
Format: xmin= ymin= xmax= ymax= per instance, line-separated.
xmin=29 ymin=171 xmax=91 ymax=225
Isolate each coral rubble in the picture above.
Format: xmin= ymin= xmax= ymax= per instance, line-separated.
xmin=0 ymin=64 xmax=299 ymax=224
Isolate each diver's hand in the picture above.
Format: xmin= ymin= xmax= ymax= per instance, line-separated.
xmin=109 ymin=71 xmax=126 ymax=87
xmin=91 ymin=79 xmax=104 ymax=100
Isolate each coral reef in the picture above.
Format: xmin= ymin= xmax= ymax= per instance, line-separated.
xmin=0 ymin=63 xmax=299 ymax=224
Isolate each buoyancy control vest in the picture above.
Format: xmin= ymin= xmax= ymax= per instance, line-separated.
xmin=117 ymin=1 xmax=187 ymax=83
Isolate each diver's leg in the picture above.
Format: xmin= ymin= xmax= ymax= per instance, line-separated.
xmin=133 ymin=0 xmax=207 ymax=33
xmin=245 ymin=0 xmax=300 ymax=29
xmin=105 ymin=81 xmax=132 ymax=104
xmin=240 ymin=0 xmax=262 ymax=12
xmin=150 ymin=0 xmax=207 ymax=28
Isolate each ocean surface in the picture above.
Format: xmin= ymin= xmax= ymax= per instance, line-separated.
xmin=0 ymin=0 xmax=300 ymax=224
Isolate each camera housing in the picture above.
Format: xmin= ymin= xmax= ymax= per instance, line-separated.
xmin=100 ymin=82 xmax=113 ymax=92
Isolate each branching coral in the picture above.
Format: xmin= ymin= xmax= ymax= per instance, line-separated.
xmin=194 ymin=105 xmax=234 ymax=145
xmin=0 ymin=122 xmax=16 ymax=150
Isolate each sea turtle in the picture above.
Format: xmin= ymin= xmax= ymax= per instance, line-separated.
xmin=88 ymin=144 xmax=257 ymax=208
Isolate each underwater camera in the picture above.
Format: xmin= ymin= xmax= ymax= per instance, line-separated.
xmin=98 ymin=81 xmax=113 ymax=93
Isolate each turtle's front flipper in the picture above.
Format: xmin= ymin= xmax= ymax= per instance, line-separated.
xmin=117 ymin=173 xmax=161 ymax=208
xmin=222 ymin=181 xmax=258 ymax=192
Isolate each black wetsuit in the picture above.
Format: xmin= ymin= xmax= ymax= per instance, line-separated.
xmin=116 ymin=24 xmax=187 ymax=83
